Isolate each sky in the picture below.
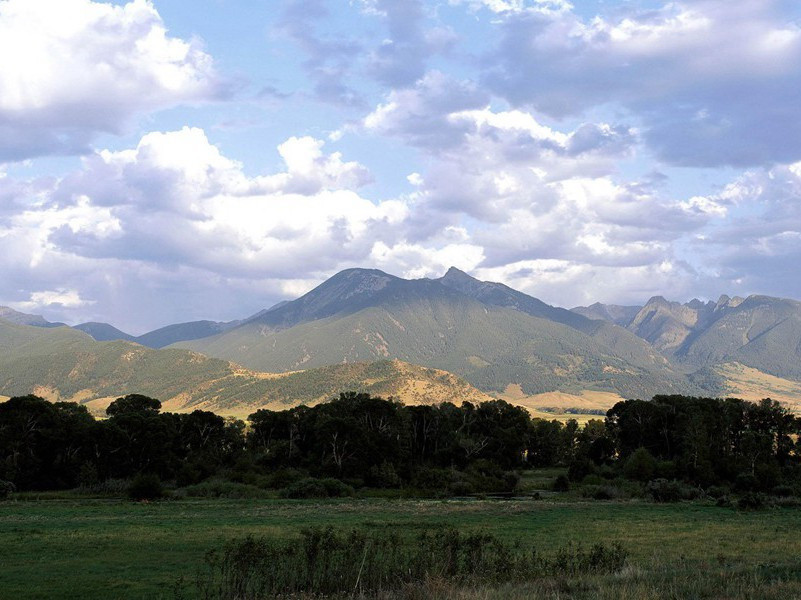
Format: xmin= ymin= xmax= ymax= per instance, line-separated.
xmin=1 ymin=0 xmax=801 ymax=333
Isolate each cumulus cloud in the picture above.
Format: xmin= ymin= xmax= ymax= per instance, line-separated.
xmin=686 ymin=162 xmax=801 ymax=298
xmin=361 ymin=69 xmax=719 ymax=302
xmin=482 ymin=0 xmax=801 ymax=166
xmin=0 ymin=128 xmax=475 ymax=331
xmin=0 ymin=0 xmax=224 ymax=160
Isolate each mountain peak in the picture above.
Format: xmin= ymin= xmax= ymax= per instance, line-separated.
xmin=441 ymin=266 xmax=475 ymax=281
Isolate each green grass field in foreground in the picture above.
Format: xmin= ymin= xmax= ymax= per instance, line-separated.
xmin=2 ymin=497 xmax=801 ymax=599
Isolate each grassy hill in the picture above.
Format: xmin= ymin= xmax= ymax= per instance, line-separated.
xmin=0 ymin=319 xmax=494 ymax=418
xmin=177 ymin=275 xmax=694 ymax=400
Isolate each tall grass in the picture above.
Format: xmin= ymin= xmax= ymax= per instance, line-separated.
xmin=194 ymin=527 xmax=628 ymax=598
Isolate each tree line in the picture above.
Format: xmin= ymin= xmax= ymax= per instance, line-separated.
xmin=0 ymin=392 xmax=799 ymax=496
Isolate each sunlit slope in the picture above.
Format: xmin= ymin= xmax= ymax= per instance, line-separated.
xmin=178 ymin=291 xmax=693 ymax=399
xmin=0 ymin=320 xmax=493 ymax=417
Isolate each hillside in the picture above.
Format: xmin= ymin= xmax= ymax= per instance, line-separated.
xmin=571 ymin=302 xmax=641 ymax=327
xmin=74 ymin=322 xmax=136 ymax=342
xmin=0 ymin=319 xmax=492 ymax=418
xmin=177 ymin=268 xmax=694 ymax=399
xmin=0 ymin=306 xmax=64 ymax=328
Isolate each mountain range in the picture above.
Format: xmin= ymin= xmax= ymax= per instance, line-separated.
xmin=3 ymin=267 xmax=801 ymax=416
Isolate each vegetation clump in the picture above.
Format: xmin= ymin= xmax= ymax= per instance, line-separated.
xmin=127 ymin=473 xmax=163 ymax=501
xmin=194 ymin=526 xmax=628 ymax=598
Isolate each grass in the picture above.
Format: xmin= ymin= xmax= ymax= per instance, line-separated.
xmin=2 ymin=495 xmax=801 ymax=599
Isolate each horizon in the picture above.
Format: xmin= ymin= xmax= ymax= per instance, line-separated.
xmin=3 ymin=263 xmax=794 ymax=337
xmin=2 ymin=0 xmax=800 ymax=332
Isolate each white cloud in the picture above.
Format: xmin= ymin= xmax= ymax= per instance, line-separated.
xmin=0 ymin=127 xmax=471 ymax=331
xmin=18 ymin=288 xmax=95 ymax=310
xmin=0 ymin=0 xmax=224 ymax=160
xmin=483 ymin=0 xmax=801 ymax=166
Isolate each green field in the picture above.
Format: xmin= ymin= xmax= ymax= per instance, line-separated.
xmin=2 ymin=496 xmax=801 ymax=599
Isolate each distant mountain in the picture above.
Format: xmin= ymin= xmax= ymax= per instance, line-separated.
xmin=625 ymin=295 xmax=742 ymax=354
xmin=134 ymin=320 xmax=241 ymax=349
xmin=439 ymin=267 xmax=592 ymax=332
xmin=571 ymin=303 xmax=642 ymax=327
xmin=673 ymin=295 xmax=801 ymax=380
xmin=0 ymin=318 xmax=491 ymax=418
xmin=0 ymin=306 xmax=64 ymax=328
xmin=74 ymin=322 xmax=135 ymax=342
xmin=176 ymin=267 xmax=693 ymax=399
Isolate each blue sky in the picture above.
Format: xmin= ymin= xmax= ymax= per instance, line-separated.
xmin=1 ymin=0 xmax=800 ymax=333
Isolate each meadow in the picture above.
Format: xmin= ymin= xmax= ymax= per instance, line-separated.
xmin=2 ymin=493 xmax=801 ymax=599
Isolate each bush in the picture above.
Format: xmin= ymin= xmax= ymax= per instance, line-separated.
xmin=552 ymin=474 xmax=570 ymax=492
xmin=568 ymin=459 xmax=595 ymax=482
xmin=734 ymin=473 xmax=759 ymax=492
xmin=646 ymin=479 xmax=683 ymax=503
xmin=0 ymin=479 xmax=15 ymax=500
xmin=194 ymin=527 xmax=629 ymax=597
xmin=127 ymin=473 xmax=163 ymax=501
xmin=623 ymin=448 xmax=657 ymax=482
xmin=645 ymin=479 xmax=701 ymax=503
xmin=737 ymin=492 xmax=766 ymax=511
xmin=771 ymin=484 xmax=795 ymax=498
xmin=79 ymin=478 xmax=129 ymax=496
xmin=369 ymin=461 xmax=401 ymax=488
xmin=706 ymin=485 xmax=729 ymax=499
xmin=279 ymin=477 xmax=354 ymax=499
xmin=582 ymin=485 xmax=622 ymax=500
xmin=183 ymin=479 xmax=267 ymax=499
xmin=264 ymin=468 xmax=306 ymax=489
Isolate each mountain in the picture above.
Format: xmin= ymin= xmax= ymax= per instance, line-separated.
xmin=76 ymin=318 xmax=249 ymax=348
xmin=0 ymin=306 xmax=64 ymax=328
xmin=176 ymin=268 xmax=693 ymax=399
xmin=0 ymin=318 xmax=492 ymax=418
xmin=439 ymin=267 xmax=592 ymax=332
xmin=624 ymin=295 xmax=741 ymax=354
xmin=134 ymin=320 xmax=241 ymax=349
xmin=673 ymin=295 xmax=801 ymax=380
xmin=571 ymin=302 xmax=641 ymax=327
xmin=74 ymin=322 xmax=136 ymax=342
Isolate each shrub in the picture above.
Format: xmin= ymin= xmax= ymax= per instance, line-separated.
xmin=734 ymin=473 xmax=759 ymax=492
xmin=127 ymin=473 xmax=163 ymax=501
xmin=0 ymin=479 xmax=15 ymax=500
xmin=583 ymin=485 xmax=622 ymax=500
xmin=183 ymin=479 xmax=267 ymax=499
xmin=646 ymin=479 xmax=682 ymax=502
xmin=552 ymin=474 xmax=570 ymax=492
xmin=77 ymin=463 xmax=99 ymax=488
xmin=771 ymin=484 xmax=794 ymax=498
xmin=369 ymin=461 xmax=401 ymax=488
xmin=194 ymin=527 xmax=629 ymax=597
xmin=623 ymin=448 xmax=657 ymax=482
xmin=568 ymin=459 xmax=595 ymax=482
xmin=279 ymin=477 xmax=354 ymax=499
xmin=706 ymin=485 xmax=729 ymax=500
xmin=737 ymin=492 xmax=766 ymax=511
xmin=645 ymin=479 xmax=701 ymax=503
xmin=264 ymin=468 xmax=306 ymax=489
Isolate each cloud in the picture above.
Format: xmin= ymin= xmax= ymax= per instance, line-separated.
xmin=18 ymin=289 xmax=94 ymax=310
xmin=0 ymin=127 xmax=478 ymax=331
xmin=687 ymin=162 xmax=801 ymax=298
xmin=362 ymin=70 xmax=716 ymax=299
xmin=481 ymin=0 xmax=801 ymax=167
xmin=0 ymin=0 xmax=225 ymax=161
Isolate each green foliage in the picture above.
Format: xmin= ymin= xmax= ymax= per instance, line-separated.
xmin=127 ymin=473 xmax=163 ymax=501
xmin=0 ymin=479 xmax=15 ymax=500
xmin=279 ymin=478 xmax=355 ymax=499
xmin=182 ymin=479 xmax=268 ymax=499
xmin=194 ymin=526 xmax=628 ymax=597
xmin=624 ymin=447 xmax=658 ymax=482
